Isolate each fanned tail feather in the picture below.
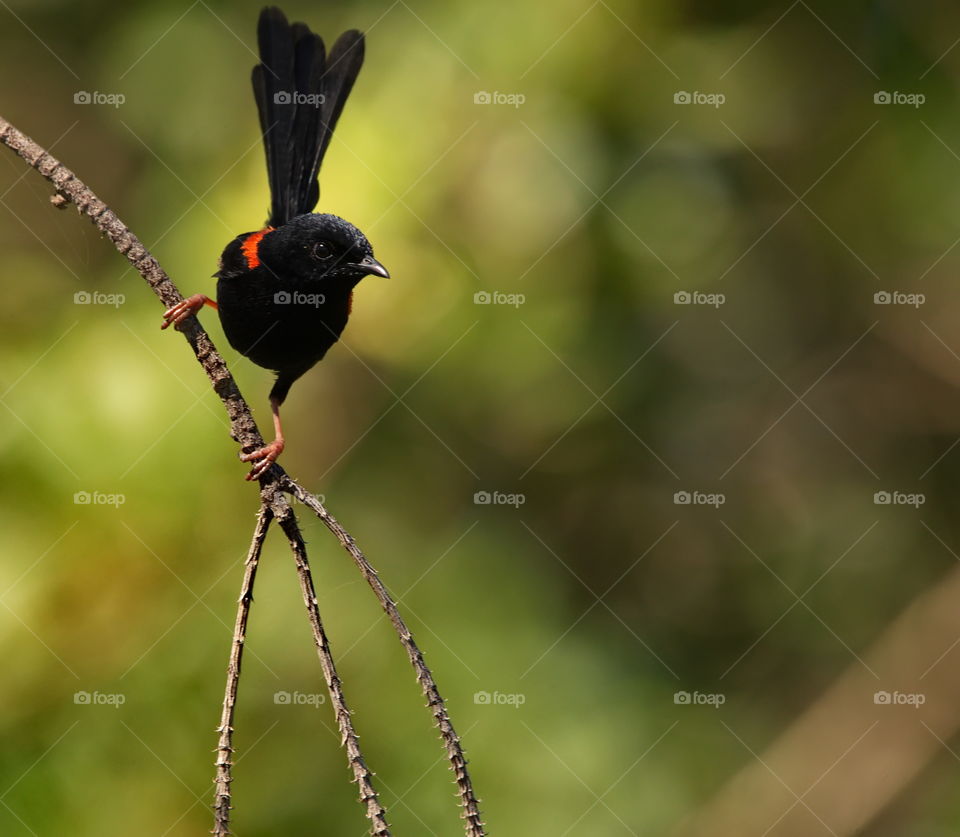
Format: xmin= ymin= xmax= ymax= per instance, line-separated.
xmin=252 ymin=6 xmax=365 ymax=227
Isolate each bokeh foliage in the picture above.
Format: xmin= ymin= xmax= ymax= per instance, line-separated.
xmin=4 ymin=0 xmax=960 ymax=834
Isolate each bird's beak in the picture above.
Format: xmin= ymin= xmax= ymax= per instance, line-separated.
xmin=357 ymin=255 xmax=390 ymax=278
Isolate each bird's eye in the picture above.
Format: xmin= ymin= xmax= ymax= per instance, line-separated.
xmin=312 ymin=241 xmax=333 ymax=260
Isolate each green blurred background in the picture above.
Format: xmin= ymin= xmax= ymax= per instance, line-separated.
xmin=4 ymin=0 xmax=960 ymax=834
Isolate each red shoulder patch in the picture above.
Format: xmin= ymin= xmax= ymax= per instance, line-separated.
xmin=240 ymin=227 xmax=274 ymax=270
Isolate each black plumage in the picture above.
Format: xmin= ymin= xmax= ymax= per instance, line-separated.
xmin=163 ymin=6 xmax=388 ymax=479
xmin=252 ymin=6 xmax=364 ymax=227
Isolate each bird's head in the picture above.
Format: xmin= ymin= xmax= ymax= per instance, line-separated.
xmin=259 ymin=213 xmax=389 ymax=288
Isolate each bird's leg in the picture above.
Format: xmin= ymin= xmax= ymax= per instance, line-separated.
xmin=240 ymin=396 xmax=286 ymax=480
xmin=161 ymin=294 xmax=218 ymax=330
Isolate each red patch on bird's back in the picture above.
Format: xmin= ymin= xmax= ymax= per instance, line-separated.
xmin=347 ymin=291 xmax=353 ymax=315
xmin=241 ymin=227 xmax=274 ymax=270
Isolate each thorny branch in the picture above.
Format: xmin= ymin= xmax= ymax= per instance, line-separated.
xmin=274 ymin=503 xmax=391 ymax=834
xmin=286 ymin=480 xmax=486 ymax=836
xmin=0 ymin=115 xmax=485 ymax=837
xmin=214 ymin=504 xmax=272 ymax=835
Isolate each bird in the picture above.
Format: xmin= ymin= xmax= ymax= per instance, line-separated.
xmin=161 ymin=5 xmax=388 ymax=480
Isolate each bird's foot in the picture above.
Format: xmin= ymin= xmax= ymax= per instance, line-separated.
xmin=239 ymin=439 xmax=285 ymax=481
xmin=161 ymin=294 xmax=215 ymax=330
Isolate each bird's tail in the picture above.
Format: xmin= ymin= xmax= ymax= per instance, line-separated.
xmin=252 ymin=6 xmax=365 ymax=228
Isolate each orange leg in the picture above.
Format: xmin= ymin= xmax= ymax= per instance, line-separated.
xmin=161 ymin=294 xmax=218 ymax=330
xmin=239 ymin=396 xmax=286 ymax=480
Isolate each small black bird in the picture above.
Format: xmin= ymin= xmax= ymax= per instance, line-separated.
xmin=162 ymin=6 xmax=388 ymax=479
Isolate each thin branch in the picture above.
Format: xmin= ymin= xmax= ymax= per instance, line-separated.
xmin=214 ymin=503 xmax=273 ymax=836
xmin=273 ymin=500 xmax=392 ymax=835
xmin=0 ymin=114 xmax=392 ymax=833
xmin=284 ymin=480 xmax=486 ymax=837
xmin=0 ymin=115 xmax=265 ymax=457
xmin=0 ymin=114 xmax=485 ymax=835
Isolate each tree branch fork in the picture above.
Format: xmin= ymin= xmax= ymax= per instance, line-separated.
xmin=0 ymin=115 xmax=484 ymax=837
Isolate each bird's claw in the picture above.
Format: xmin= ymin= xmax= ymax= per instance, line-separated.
xmin=239 ymin=439 xmax=285 ymax=481
xmin=161 ymin=295 xmax=208 ymax=330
